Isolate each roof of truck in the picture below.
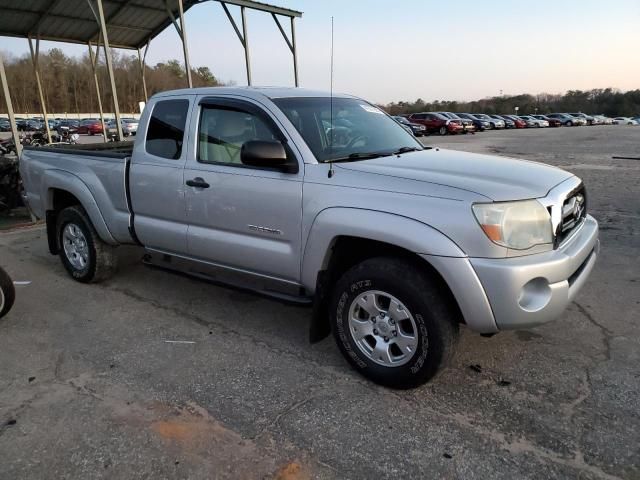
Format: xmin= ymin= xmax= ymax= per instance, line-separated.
xmin=153 ymin=86 xmax=356 ymax=101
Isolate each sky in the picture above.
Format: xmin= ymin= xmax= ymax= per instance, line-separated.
xmin=1 ymin=0 xmax=639 ymax=104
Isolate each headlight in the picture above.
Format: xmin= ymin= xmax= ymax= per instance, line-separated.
xmin=472 ymin=200 xmax=553 ymax=250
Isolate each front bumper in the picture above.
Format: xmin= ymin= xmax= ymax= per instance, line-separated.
xmin=470 ymin=215 xmax=599 ymax=330
xmin=423 ymin=214 xmax=599 ymax=334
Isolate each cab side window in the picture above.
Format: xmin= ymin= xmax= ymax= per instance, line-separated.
xmin=145 ymin=99 xmax=189 ymax=160
xmin=198 ymin=106 xmax=280 ymax=165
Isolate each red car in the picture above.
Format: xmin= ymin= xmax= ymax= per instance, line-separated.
xmin=78 ymin=119 xmax=104 ymax=135
xmin=501 ymin=115 xmax=527 ymax=129
xmin=405 ymin=112 xmax=463 ymax=135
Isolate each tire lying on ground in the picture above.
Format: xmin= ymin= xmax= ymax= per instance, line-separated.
xmin=56 ymin=205 xmax=117 ymax=283
xmin=0 ymin=266 xmax=15 ymax=319
xmin=330 ymin=257 xmax=459 ymax=389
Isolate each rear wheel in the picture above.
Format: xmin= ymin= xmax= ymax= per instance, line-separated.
xmin=0 ymin=267 xmax=15 ymax=319
xmin=330 ymin=257 xmax=459 ymax=389
xmin=56 ymin=206 xmax=117 ymax=283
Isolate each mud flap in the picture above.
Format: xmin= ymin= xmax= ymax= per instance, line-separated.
xmin=309 ymin=270 xmax=331 ymax=343
xmin=46 ymin=210 xmax=59 ymax=255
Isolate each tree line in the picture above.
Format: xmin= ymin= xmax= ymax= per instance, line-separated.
xmin=0 ymin=48 xmax=222 ymax=114
xmin=383 ymin=89 xmax=640 ymax=117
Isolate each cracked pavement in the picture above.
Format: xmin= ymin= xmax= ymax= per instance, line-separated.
xmin=1 ymin=126 xmax=639 ymax=479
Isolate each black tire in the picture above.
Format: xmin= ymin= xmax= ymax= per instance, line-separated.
xmin=330 ymin=257 xmax=459 ymax=389
xmin=56 ymin=205 xmax=117 ymax=283
xmin=438 ymin=126 xmax=447 ymax=136
xmin=0 ymin=267 xmax=15 ymax=319
xmin=567 ymin=120 xmax=573 ymax=126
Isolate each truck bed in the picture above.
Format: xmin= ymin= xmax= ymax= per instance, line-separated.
xmin=20 ymin=141 xmax=135 ymax=244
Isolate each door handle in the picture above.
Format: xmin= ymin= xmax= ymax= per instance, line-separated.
xmin=186 ymin=177 xmax=210 ymax=189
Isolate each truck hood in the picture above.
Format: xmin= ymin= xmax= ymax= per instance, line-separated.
xmin=334 ymin=148 xmax=573 ymax=201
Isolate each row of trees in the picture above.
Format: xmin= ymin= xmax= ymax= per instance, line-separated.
xmin=1 ymin=48 xmax=222 ymax=114
xmin=383 ymin=89 xmax=640 ymax=117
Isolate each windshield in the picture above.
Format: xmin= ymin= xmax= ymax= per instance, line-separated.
xmin=272 ymin=97 xmax=422 ymax=162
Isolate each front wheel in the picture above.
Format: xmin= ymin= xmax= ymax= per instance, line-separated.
xmin=330 ymin=257 xmax=459 ymax=389
xmin=438 ymin=126 xmax=447 ymax=136
xmin=56 ymin=205 xmax=117 ymax=283
xmin=0 ymin=267 xmax=15 ymax=319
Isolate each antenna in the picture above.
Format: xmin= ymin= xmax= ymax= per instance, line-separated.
xmin=328 ymin=16 xmax=335 ymax=178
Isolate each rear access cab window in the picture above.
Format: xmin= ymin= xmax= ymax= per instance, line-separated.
xmin=145 ymin=99 xmax=190 ymax=160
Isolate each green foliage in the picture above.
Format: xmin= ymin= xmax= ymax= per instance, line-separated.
xmin=384 ymin=89 xmax=640 ymax=117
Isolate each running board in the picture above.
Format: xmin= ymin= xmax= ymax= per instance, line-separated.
xmin=142 ymin=250 xmax=313 ymax=306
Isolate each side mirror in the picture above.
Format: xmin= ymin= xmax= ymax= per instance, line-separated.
xmin=241 ymin=140 xmax=298 ymax=173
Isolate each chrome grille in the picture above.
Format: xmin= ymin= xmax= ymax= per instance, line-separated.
xmin=556 ymin=185 xmax=587 ymax=246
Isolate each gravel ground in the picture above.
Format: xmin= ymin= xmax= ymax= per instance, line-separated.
xmin=0 ymin=125 xmax=638 ymax=479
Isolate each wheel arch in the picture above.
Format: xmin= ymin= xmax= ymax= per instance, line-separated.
xmin=44 ymin=171 xmax=117 ymax=254
xmin=303 ymin=208 xmax=467 ymax=342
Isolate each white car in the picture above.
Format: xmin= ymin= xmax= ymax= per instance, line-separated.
xmin=519 ymin=115 xmax=548 ymax=128
xmin=122 ymin=118 xmax=139 ymax=135
xmin=613 ymin=117 xmax=638 ymax=125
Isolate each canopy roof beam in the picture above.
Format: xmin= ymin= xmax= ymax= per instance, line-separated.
xmin=0 ymin=52 xmax=21 ymax=158
xmin=27 ymin=36 xmax=52 ymax=143
xmin=87 ymin=0 xmax=124 ymax=141
xmin=88 ymin=36 xmax=108 ymax=143
xmin=271 ymin=13 xmax=298 ymax=87
xmin=221 ymin=2 xmax=251 ymax=85
xmin=165 ymin=0 xmax=193 ymax=88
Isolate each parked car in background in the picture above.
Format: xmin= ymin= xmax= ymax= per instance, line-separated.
xmin=532 ymin=115 xmax=562 ymax=127
xmin=613 ymin=117 xmax=638 ymax=125
xmin=121 ymin=118 xmax=140 ymax=136
xmin=490 ymin=114 xmax=514 ymax=128
xmin=406 ymin=112 xmax=463 ymax=135
xmin=569 ymin=113 xmax=595 ymax=125
xmin=457 ymin=113 xmax=490 ymax=131
xmin=500 ymin=115 xmax=527 ymax=128
xmin=630 ymin=116 xmax=640 ymax=124
xmin=596 ymin=115 xmax=614 ymax=125
xmin=547 ymin=113 xmax=580 ymax=126
xmin=435 ymin=112 xmax=476 ymax=133
xmin=393 ymin=116 xmax=427 ymax=137
xmin=78 ymin=119 xmax=104 ymax=135
xmin=0 ymin=119 xmax=10 ymax=132
xmin=55 ymin=120 xmax=79 ymax=134
xmin=475 ymin=114 xmax=505 ymax=129
xmin=518 ymin=115 xmax=548 ymax=127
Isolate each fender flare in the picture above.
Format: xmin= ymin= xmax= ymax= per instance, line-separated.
xmin=301 ymin=207 xmax=466 ymax=293
xmin=43 ymin=169 xmax=117 ymax=245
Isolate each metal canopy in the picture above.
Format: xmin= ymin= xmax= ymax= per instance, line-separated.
xmin=0 ymin=0 xmax=302 ymax=50
xmin=0 ymin=0 xmax=200 ymax=50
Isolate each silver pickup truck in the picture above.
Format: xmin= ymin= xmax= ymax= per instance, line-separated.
xmin=20 ymin=87 xmax=599 ymax=388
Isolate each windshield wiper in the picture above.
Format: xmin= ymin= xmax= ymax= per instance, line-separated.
xmin=392 ymin=146 xmax=422 ymax=155
xmin=324 ymin=152 xmax=391 ymax=163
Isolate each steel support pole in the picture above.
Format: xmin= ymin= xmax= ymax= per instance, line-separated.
xmin=0 ymin=52 xmax=21 ymax=158
xmin=137 ymin=45 xmax=149 ymax=101
xmin=94 ymin=0 xmax=123 ymax=140
xmin=177 ymin=0 xmax=193 ymax=87
xmin=28 ymin=37 xmax=52 ymax=143
xmin=291 ymin=17 xmax=298 ymax=87
xmin=241 ymin=6 xmax=251 ymax=85
xmin=88 ymin=41 xmax=107 ymax=143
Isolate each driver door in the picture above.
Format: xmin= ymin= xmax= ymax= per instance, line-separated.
xmin=183 ymin=97 xmax=304 ymax=283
